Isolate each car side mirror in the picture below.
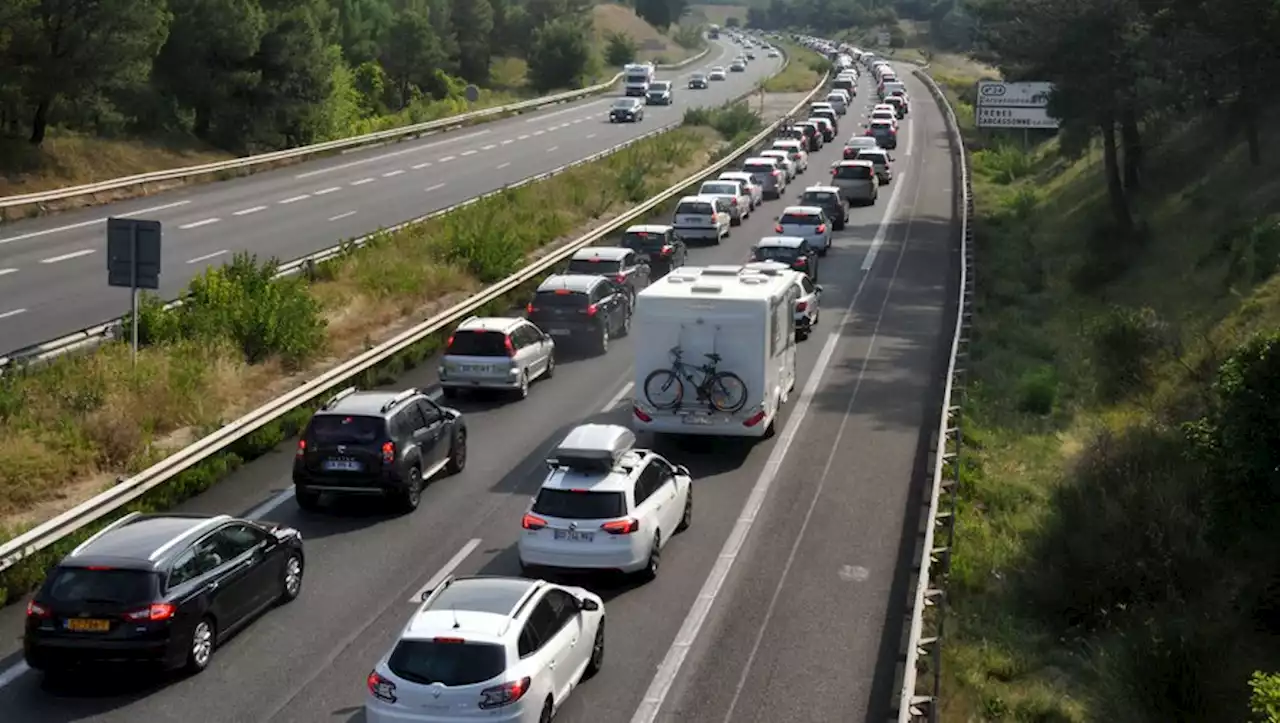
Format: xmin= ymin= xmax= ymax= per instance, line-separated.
xmin=580 ymin=598 xmax=600 ymax=612
xmin=421 ymin=589 xmax=433 ymax=602
xmin=676 ymin=464 xmax=691 ymax=478
xmin=815 ymin=284 xmax=824 ymax=293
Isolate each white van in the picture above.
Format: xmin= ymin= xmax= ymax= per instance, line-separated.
xmin=632 ymin=266 xmax=798 ymax=438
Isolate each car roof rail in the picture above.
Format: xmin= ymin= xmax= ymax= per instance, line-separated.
xmin=381 ymin=388 xmax=422 ymax=413
xmin=70 ymin=511 xmax=143 ymax=557
xmin=321 ymin=386 xmax=358 ymax=410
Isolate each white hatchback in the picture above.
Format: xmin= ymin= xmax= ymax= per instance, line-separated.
xmin=770 ymin=139 xmax=810 ymax=173
xmin=518 ymin=424 xmax=692 ymax=579
xmin=365 ymin=576 xmax=605 ymax=723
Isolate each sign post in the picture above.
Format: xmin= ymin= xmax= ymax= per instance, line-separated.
xmin=106 ymin=218 xmax=162 ymax=366
xmin=974 ymin=81 xmax=1060 ymax=131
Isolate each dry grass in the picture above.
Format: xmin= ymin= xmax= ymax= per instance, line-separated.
xmin=0 ymin=132 xmax=232 ymax=197
xmin=688 ymin=4 xmax=750 ymax=26
xmin=0 ymin=122 xmax=737 ymax=537
xmin=762 ymin=42 xmax=823 ymax=92
xmin=592 ymin=3 xmax=699 ymax=65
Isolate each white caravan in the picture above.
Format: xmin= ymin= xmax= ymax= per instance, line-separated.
xmin=623 ymin=62 xmax=657 ymax=96
xmin=632 ymin=266 xmax=798 ymax=438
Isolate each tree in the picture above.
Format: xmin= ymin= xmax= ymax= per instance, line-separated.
xmin=635 ymin=0 xmax=687 ymax=29
xmin=333 ymin=0 xmax=395 ymax=65
xmin=604 ymin=31 xmax=637 ymax=66
xmin=381 ymin=7 xmax=445 ymax=104
xmin=526 ymin=17 xmax=591 ymax=93
xmin=9 ymin=0 xmax=172 ymax=145
xmin=450 ymin=0 xmax=495 ymax=83
xmin=725 ymin=16 xmax=741 ymax=27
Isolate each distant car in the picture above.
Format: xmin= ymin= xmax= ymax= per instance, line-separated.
xmin=767 ymin=49 xmax=780 ymax=58
xmin=867 ymin=120 xmax=898 ymax=149
xmin=749 ymin=236 xmax=820 ymax=281
xmin=365 ymin=576 xmax=604 ymax=723
xmin=829 ymin=160 xmax=879 ymax=206
xmin=698 ymin=179 xmax=752 ymax=225
xmin=689 ymin=73 xmax=709 ymax=89
xmin=718 ymin=171 xmax=765 ymax=209
xmin=758 ymin=149 xmax=798 ymax=181
xmin=619 ymin=224 xmax=687 ymax=276
xmin=796 ymin=185 xmax=849 ymax=230
xmin=709 ymin=66 xmax=727 ymax=80
xmin=775 ymin=205 xmax=833 ymax=257
xmin=730 ymin=60 xmax=746 ymax=72
xmin=294 ymin=386 xmax=467 ymax=511
xmin=671 ymin=194 xmax=731 ymax=244
xmin=646 ymin=80 xmax=673 ymax=105
xmin=564 ymin=246 xmax=651 ymax=305
xmin=526 ymin=274 xmax=632 ymax=355
xmin=746 ymin=50 xmax=756 ymax=60
xmin=610 ymin=98 xmax=644 ymax=122
xmin=770 ymin=139 xmax=810 ymax=173
xmin=440 ymin=317 xmax=556 ymax=399
xmin=741 ymin=156 xmax=788 ymax=199
xmin=853 ymin=148 xmax=894 ymax=184
xmin=25 ymin=513 xmax=304 ymax=676
xmin=808 ymin=116 xmax=836 ymax=143
xmin=742 ymin=261 xmax=822 ymax=340
xmin=843 ymin=136 xmax=880 ymax=158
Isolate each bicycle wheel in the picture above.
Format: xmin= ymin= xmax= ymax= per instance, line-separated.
xmin=706 ymin=371 xmax=748 ymax=413
xmin=643 ymin=369 xmax=685 ymax=410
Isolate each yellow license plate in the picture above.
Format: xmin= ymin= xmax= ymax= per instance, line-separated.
xmin=67 ymin=618 xmax=110 ymax=633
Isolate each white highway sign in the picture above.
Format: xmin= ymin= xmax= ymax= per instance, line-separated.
xmin=975 ymin=105 xmax=1061 ymax=129
xmin=976 ymin=81 xmax=1054 ymax=107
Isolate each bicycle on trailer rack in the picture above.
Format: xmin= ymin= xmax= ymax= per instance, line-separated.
xmin=643 ymin=346 xmax=748 ymax=413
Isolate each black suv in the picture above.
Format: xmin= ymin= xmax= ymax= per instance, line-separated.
xmin=25 ymin=513 xmax=304 ymax=676
xmin=565 ymin=246 xmax=651 ymax=304
xmin=797 ymin=186 xmax=849 ymax=230
xmin=292 ymin=387 xmax=467 ymax=512
xmin=618 ymin=224 xmax=687 ymax=277
xmin=526 ymin=274 xmax=632 ymax=355
xmin=750 ymin=237 xmax=820 ymax=281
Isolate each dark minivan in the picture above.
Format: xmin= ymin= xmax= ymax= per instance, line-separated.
xmin=619 ymin=224 xmax=687 ymax=276
xmin=526 ymin=274 xmax=632 ymax=354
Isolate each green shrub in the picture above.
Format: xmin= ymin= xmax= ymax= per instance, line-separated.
xmin=682 ymin=101 xmax=762 ymax=141
xmin=671 ymin=24 xmax=706 ymax=50
xmin=973 ymin=144 xmax=1035 ymax=184
xmin=604 ymin=31 xmax=637 ymax=66
xmin=1251 ymin=671 xmax=1280 ymax=723
xmin=1015 ymin=365 xmax=1057 ymax=415
xmin=1087 ymin=305 xmax=1168 ymax=401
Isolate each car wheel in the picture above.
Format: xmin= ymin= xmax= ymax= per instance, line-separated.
xmin=295 ymin=488 xmax=321 ymax=511
xmin=516 ymin=371 xmax=530 ymax=399
xmin=544 ymin=352 xmax=556 ymax=379
xmin=639 ymin=533 xmax=661 ymax=581
xmin=446 ymin=429 xmax=467 ymax=475
xmin=677 ymin=486 xmax=692 ymax=532
xmin=585 ymin=618 xmax=605 ymax=677
xmin=539 ymin=698 xmax=554 ymax=723
xmin=396 ymin=466 xmax=423 ymax=513
xmin=818 ymin=246 xmax=828 ymax=258
xmin=279 ymin=552 xmax=304 ymax=603
xmin=618 ymin=310 xmax=632 ymax=338
xmin=184 ymin=617 xmax=215 ymax=674
xmin=597 ymin=325 xmax=610 ymax=355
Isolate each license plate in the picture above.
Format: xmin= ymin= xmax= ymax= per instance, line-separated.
xmin=682 ymin=415 xmax=712 ymax=425
xmin=549 ymin=329 xmax=571 ymax=336
xmin=554 ymin=530 xmax=595 ymax=542
xmin=323 ymin=459 xmax=362 ymax=472
xmin=66 ymin=618 xmax=110 ymax=633
xmin=461 ymin=365 xmax=491 ymax=373
xmin=678 ymin=217 xmax=707 ymax=225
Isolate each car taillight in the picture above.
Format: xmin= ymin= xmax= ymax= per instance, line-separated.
xmin=772 ymin=170 xmax=782 ymax=179
xmin=730 ymin=197 xmax=738 ymax=206
xmin=586 ymin=304 xmax=599 ymax=316
xmin=526 ymin=303 xmax=536 ymax=314
xmin=634 ymin=406 xmax=652 ymax=422
xmin=382 ymin=441 xmax=395 ymax=464
xmin=743 ymin=410 xmax=768 ymax=427
xmin=615 ymin=274 xmax=627 ymax=283
xmin=844 ymin=148 xmax=855 ymax=158
xmin=831 ymin=168 xmax=838 ymax=176
xmin=27 ymin=601 xmax=51 ymax=619
xmin=368 ymin=670 xmax=397 ymax=703
xmin=522 ymin=513 xmax=548 ymax=530
xmin=480 ymin=677 xmax=531 ymax=709
xmin=816 ymin=224 xmax=826 ymax=233
xmin=445 ymin=334 xmax=455 ymax=350
xmin=865 ymin=130 xmax=872 ymax=136
xmin=794 ymin=257 xmax=807 ymax=266
xmin=661 ymin=245 xmax=674 ymax=256
xmin=601 ymin=518 xmax=640 ymax=534
xmin=797 ymin=301 xmax=808 ymax=312
xmin=124 ymin=602 xmax=177 ymax=622
xmin=295 ymin=439 xmax=306 ymax=459
xmin=775 ymin=224 xmax=783 ymax=232
xmin=504 ymin=336 xmax=516 ymax=357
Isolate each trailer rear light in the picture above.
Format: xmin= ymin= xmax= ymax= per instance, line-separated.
xmin=633 ymin=406 xmax=652 ymax=422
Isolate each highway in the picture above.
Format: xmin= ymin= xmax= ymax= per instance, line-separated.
xmin=0 ymin=65 xmax=958 ymax=722
xmin=0 ymin=38 xmax=773 ymax=354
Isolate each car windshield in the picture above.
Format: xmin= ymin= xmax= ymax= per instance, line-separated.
xmin=858 ymin=153 xmax=888 ymax=165
xmin=621 ymin=231 xmax=668 ymax=251
xmin=692 ymin=74 xmax=706 ymax=80
xmin=613 ymin=100 xmax=635 ymax=109
xmin=447 ymin=330 xmax=509 ymax=357
xmin=387 ymin=640 xmax=506 ymax=687
xmin=309 ymin=414 xmax=383 ymax=444
xmin=532 ymin=489 xmax=627 ymax=519
xmin=533 ymin=290 xmax=589 ymax=308
xmin=743 ymin=163 xmax=774 ymax=175
xmin=753 ymin=246 xmax=799 ymax=262
xmin=651 ymin=82 xmax=670 ymax=91
xmin=871 ymin=123 xmax=893 ymax=132
xmin=567 ymin=257 xmax=622 ymax=274
xmin=46 ymin=568 xmax=157 ymax=604
xmin=675 ymin=201 xmax=714 ymax=215
xmin=780 ymin=212 xmax=821 ymax=225
xmin=834 ymin=165 xmax=874 ymax=180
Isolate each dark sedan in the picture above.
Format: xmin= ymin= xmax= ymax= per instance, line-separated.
xmin=610 ymin=98 xmax=644 ymax=122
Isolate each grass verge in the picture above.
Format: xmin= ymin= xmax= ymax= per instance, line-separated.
xmin=0 ymin=95 xmax=786 ymax=607
xmin=761 ymin=42 xmax=829 ymax=93
xmin=922 ymin=55 xmax=1280 ymax=722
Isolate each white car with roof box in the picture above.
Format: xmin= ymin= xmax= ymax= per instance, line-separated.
xmin=757 ymin=149 xmax=797 ymax=181
xmin=365 ymin=575 xmax=604 ymax=723
xmin=518 ymin=424 xmax=692 ymax=578
xmin=632 ymin=266 xmax=798 ymax=438
xmin=439 ymin=317 xmax=555 ymax=399
xmin=697 ymin=179 xmax=752 ymax=225
xmin=770 ymin=139 xmax=809 ymax=172
xmin=743 ymin=262 xmax=822 ymax=340
xmin=718 ymin=171 xmax=763 ymax=209
xmin=671 ymin=194 xmax=731 ymax=243
xmin=775 ymin=205 xmax=833 ymax=255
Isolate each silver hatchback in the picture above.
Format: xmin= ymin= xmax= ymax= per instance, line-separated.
xmin=439 ymin=317 xmax=556 ymax=400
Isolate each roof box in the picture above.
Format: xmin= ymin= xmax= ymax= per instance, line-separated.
xmin=546 ymin=424 xmax=636 ymax=472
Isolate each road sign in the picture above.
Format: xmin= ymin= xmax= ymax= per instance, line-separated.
xmin=975 ymin=105 xmax=1061 ymax=129
xmin=106 ymin=217 xmax=162 ymax=364
xmin=976 ymin=81 xmax=1053 ymax=107
xmin=464 ymin=84 xmax=479 ymax=103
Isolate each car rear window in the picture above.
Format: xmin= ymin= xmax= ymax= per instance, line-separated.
xmin=533 ymin=290 xmax=589 ymax=308
xmin=835 ymin=165 xmax=874 ymax=180
xmin=447 ymin=330 xmax=510 ymax=357
xmin=532 ymin=489 xmax=627 ymax=519
xmin=567 ymin=258 xmax=622 ymax=274
xmin=801 ymin=192 xmax=840 ymax=205
xmin=870 ymin=122 xmax=893 ymax=131
xmin=309 ymin=414 xmax=384 ymax=444
xmin=780 ymin=212 xmax=821 ymax=224
xmin=675 ymin=201 xmax=714 ymax=215
xmin=621 ymin=231 xmax=667 ymax=251
xmin=858 ymin=152 xmax=888 ymax=164
xmin=700 ymin=183 xmax=738 ymax=196
xmin=742 ymin=163 xmax=774 ymax=175
xmin=753 ymin=246 xmax=798 ymax=262
xmin=388 ymin=640 xmax=506 ymax=687
xmin=46 ymin=568 xmax=157 ymax=604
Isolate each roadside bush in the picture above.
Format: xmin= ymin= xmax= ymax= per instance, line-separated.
xmin=683 ymin=101 xmax=761 ymax=144
xmin=1087 ymin=305 xmax=1168 ymax=401
xmin=973 ymin=144 xmax=1035 ymax=184
xmin=1014 ymin=364 xmax=1057 ymax=415
xmin=1252 ymin=671 xmax=1280 ymax=722
xmin=1100 ymin=615 xmax=1225 ymax=723
xmin=604 ymin=32 xmax=637 ymax=66
xmin=1025 ymin=421 xmax=1213 ymax=633
xmin=671 ymin=24 xmax=706 ymax=50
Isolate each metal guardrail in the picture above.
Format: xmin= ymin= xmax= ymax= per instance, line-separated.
xmin=0 ymin=63 xmax=831 ymax=574
xmin=0 ymin=49 xmax=714 ymax=214
xmin=0 ymin=49 xmax=784 ymax=371
xmin=895 ymin=66 xmax=972 ymax=723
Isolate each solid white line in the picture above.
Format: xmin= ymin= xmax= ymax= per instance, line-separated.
xmin=293 ymin=129 xmax=489 ymax=179
xmin=187 ymin=249 xmax=228 ymax=264
xmin=0 ymin=308 xmax=26 ymax=320
xmin=278 ymin=194 xmax=310 ymax=205
xmin=602 ymin=381 xmax=634 ymax=412
xmin=0 ymin=661 xmax=30 ymax=688
xmin=630 ymin=172 xmax=902 ymax=723
xmin=0 ymin=268 xmax=17 ymax=277
xmin=409 ymin=539 xmax=482 ymax=602
xmin=313 ymin=186 xmax=342 ymax=195
xmin=425 ymin=183 xmax=446 ymax=192
xmin=244 ymin=488 xmax=297 ymax=520
xmin=497 ymin=162 xmax=511 ymax=170
xmin=0 ymin=200 xmax=192 ymax=245
xmin=39 ymin=248 xmax=95 ymax=263
xmin=482 ymin=144 xmax=497 ymax=151
xmin=233 ymin=205 xmax=267 ymax=216
xmin=547 ymin=146 xmax=559 ymax=153
xmin=350 ymin=178 xmax=374 ymax=186
xmin=861 ymin=173 xmax=908 ymax=271
xmin=178 ymin=217 xmax=221 ymax=229
xmin=328 ymin=211 xmax=356 ymax=222
xmin=382 ymin=169 xmax=405 ymax=177
xmin=460 ymin=150 xmax=477 ymax=157
xmin=412 ymin=162 xmax=432 ymax=170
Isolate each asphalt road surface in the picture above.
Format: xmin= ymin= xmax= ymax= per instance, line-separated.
xmin=0 ymin=66 xmax=958 ymax=723
xmin=0 ymin=38 xmax=777 ymax=354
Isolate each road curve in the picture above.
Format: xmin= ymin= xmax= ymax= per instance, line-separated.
xmin=0 ymin=39 xmax=773 ymax=354
xmin=0 ymin=67 xmax=958 ymax=723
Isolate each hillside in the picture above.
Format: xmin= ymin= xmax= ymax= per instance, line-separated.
xmin=688 ymin=3 xmax=751 ymax=26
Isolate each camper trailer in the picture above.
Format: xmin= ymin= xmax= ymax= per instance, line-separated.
xmin=632 ymin=266 xmax=798 ymax=438
xmin=623 ymin=62 xmax=657 ymax=96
